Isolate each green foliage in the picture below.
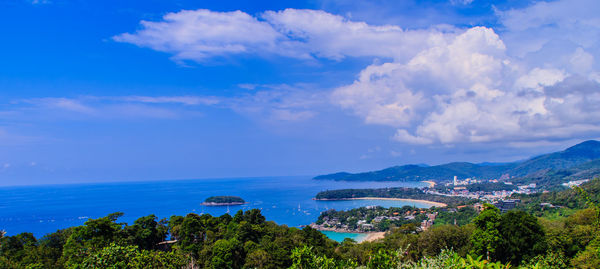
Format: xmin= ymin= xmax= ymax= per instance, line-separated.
xmin=315 ymin=187 xmax=471 ymax=206
xmin=572 ymin=181 xmax=600 ymax=229
xmin=314 ymin=162 xmax=517 ymax=182
xmin=62 ymin=212 xmax=127 ymax=266
xmin=73 ymin=243 xmax=189 ymax=269
xmin=496 ymin=211 xmax=546 ymax=265
xmin=570 ymin=238 xmax=600 ymax=269
xmin=290 ymin=245 xmax=348 ymax=269
xmin=470 ymin=204 xmax=502 ymax=260
xmin=123 ymin=214 xmax=168 ymax=250
xmin=417 ymin=224 xmax=473 ymax=257
xmin=3 ymin=201 xmax=600 ymax=268
xmin=209 ymin=239 xmax=243 ymax=268
xmin=466 ymin=183 xmax=517 ymax=192
xmin=203 ymin=196 xmax=245 ymax=204
xmin=315 ymin=141 xmax=600 ymax=190
xmin=520 ymin=251 xmax=569 ymax=269
xmin=435 ymin=206 xmax=479 ymax=226
xmin=316 ymin=206 xmax=426 ymax=232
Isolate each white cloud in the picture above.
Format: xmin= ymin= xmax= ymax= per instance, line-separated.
xmin=498 ymin=0 xmax=600 ymax=72
xmin=26 ymin=98 xmax=96 ymax=114
xmin=394 ymin=129 xmax=432 ymax=144
xmin=114 ymin=9 xmax=305 ymax=61
xmin=332 ymin=23 xmax=600 ymax=145
xmin=228 ymin=84 xmax=326 ymax=122
xmin=14 ymin=90 xmax=323 ymax=123
xmin=114 ymin=3 xmax=600 ymax=145
xmin=120 ymin=96 xmax=220 ymax=105
xmin=29 ymin=0 xmax=50 ymax=5
xmin=115 ymin=8 xmax=457 ymax=62
xmin=19 ymin=96 xmax=206 ymax=120
xmin=450 ymin=0 xmax=474 ymax=6
xmin=262 ymin=9 xmax=447 ymax=61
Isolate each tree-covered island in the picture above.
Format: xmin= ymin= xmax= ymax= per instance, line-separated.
xmin=201 ymin=196 xmax=246 ymax=206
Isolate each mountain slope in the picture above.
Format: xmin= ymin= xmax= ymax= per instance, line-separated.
xmin=511 ymin=159 xmax=600 ymax=188
xmin=507 ymin=140 xmax=600 ymax=177
xmin=315 ymin=140 xmax=600 ymax=185
xmin=314 ymin=162 xmax=516 ymax=182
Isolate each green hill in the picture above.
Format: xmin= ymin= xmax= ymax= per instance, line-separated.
xmin=507 ymin=140 xmax=600 ymax=177
xmin=511 ymin=159 xmax=600 ymax=189
xmin=314 ymin=162 xmax=516 ymax=182
xmin=315 ymin=140 xmax=600 ymax=187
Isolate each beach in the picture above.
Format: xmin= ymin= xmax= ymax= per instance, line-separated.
xmin=316 ymin=230 xmax=386 ymax=243
xmin=422 ymin=180 xmax=436 ymax=187
xmin=320 ymin=197 xmax=447 ymax=207
xmin=362 ymin=232 xmax=386 ymax=242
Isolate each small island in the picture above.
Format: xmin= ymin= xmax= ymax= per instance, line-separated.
xmin=201 ymin=196 xmax=246 ymax=206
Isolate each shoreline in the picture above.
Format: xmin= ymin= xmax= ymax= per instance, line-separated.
xmin=422 ymin=180 xmax=436 ymax=187
xmin=200 ymin=202 xmax=247 ymax=206
xmin=315 ymin=197 xmax=447 ymax=207
xmin=362 ymin=232 xmax=386 ymax=242
xmin=318 ymin=229 xmax=386 ymax=243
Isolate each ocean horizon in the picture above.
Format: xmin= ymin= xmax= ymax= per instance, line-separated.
xmin=0 ymin=176 xmax=431 ymax=241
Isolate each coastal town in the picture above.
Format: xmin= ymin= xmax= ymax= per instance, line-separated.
xmin=310 ymin=174 xmax=593 ymax=237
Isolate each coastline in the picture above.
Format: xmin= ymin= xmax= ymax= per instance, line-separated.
xmin=362 ymin=232 xmax=386 ymax=242
xmin=200 ymin=202 xmax=247 ymax=206
xmin=422 ymin=180 xmax=436 ymax=187
xmin=317 ymin=229 xmax=386 ymax=243
xmin=315 ymin=197 xmax=447 ymax=207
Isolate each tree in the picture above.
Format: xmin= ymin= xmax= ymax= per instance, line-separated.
xmin=210 ymin=239 xmax=243 ymax=269
xmin=496 ymin=210 xmax=546 ymax=265
xmin=177 ymin=213 xmax=205 ymax=254
xmin=76 ymin=243 xmax=189 ymax=269
xmin=470 ymin=204 xmax=501 ymax=260
xmin=418 ymin=224 xmax=473 ymax=257
xmin=243 ymin=209 xmax=266 ymax=225
xmin=124 ymin=214 xmax=168 ymax=250
xmin=245 ymin=249 xmax=271 ymax=268
xmin=62 ymin=212 xmax=126 ymax=266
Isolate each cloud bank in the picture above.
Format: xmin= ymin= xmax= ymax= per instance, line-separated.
xmin=115 ymin=0 xmax=600 ymax=146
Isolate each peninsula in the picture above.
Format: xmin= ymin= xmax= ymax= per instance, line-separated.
xmin=315 ymin=187 xmax=471 ymax=207
xmin=201 ymin=196 xmax=246 ymax=206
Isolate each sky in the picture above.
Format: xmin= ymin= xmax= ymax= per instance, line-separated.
xmin=0 ymin=0 xmax=599 ymax=186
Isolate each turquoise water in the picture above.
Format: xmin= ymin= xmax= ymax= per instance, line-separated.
xmin=0 ymin=176 xmax=430 ymax=241
xmin=320 ymin=231 xmax=368 ymax=243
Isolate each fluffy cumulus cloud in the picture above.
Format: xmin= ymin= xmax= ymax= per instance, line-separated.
xmin=115 ymin=0 xmax=600 ymax=145
xmin=114 ymin=9 xmax=455 ymax=62
xmin=114 ymin=10 xmax=304 ymax=60
xmin=330 ymin=0 xmax=600 ymax=145
xmin=334 ymin=23 xmax=600 ymax=145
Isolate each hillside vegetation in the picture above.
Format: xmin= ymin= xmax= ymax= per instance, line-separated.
xmin=315 ymin=187 xmax=473 ymax=206
xmin=315 ymin=140 xmax=600 ymax=189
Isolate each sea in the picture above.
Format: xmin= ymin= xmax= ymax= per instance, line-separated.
xmin=0 ymin=176 xmax=431 ymax=242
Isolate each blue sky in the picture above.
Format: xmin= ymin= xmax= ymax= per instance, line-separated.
xmin=0 ymin=0 xmax=599 ymax=185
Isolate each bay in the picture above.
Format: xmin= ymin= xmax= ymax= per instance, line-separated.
xmin=319 ymin=231 xmax=368 ymax=243
xmin=0 ymin=176 xmax=431 ymax=240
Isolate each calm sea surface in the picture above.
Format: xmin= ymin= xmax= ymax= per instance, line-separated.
xmin=0 ymin=176 xmax=430 ymax=240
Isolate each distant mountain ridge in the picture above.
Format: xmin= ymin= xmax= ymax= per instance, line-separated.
xmin=314 ymin=140 xmax=600 ymax=188
xmin=506 ymin=140 xmax=600 ymax=177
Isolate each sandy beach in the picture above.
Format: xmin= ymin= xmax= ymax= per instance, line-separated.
xmin=360 ymin=232 xmax=386 ymax=242
xmin=336 ymin=197 xmax=447 ymax=207
xmin=422 ymin=180 xmax=436 ymax=187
